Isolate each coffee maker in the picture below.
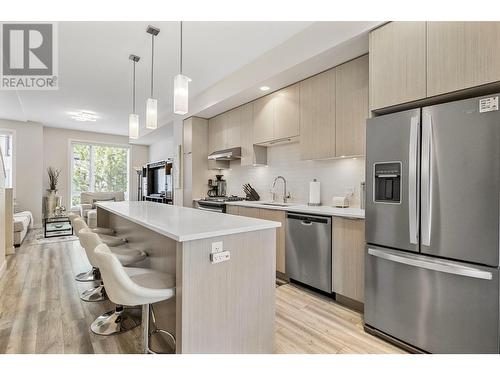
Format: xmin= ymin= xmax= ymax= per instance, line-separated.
xmin=208 ymin=174 xmax=227 ymax=197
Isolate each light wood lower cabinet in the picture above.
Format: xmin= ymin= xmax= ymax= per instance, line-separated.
xmin=226 ymin=205 xmax=240 ymax=215
xmin=237 ymin=206 xmax=261 ymax=219
xmin=332 ymin=217 xmax=365 ymax=303
xmin=229 ymin=206 xmax=286 ymax=274
xmin=259 ymin=208 xmax=286 ymax=274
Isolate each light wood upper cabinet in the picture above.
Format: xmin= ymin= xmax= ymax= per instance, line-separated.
xmin=335 ymin=55 xmax=368 ymax=157
xmin=427 ymin=22 xmax=500 ymax=97
xmin=332 ymin=217 xmax=365 ymax=303
xmin=274 ymin=83 xmax=300 ymax=140
xmin=239 ymin=102 xmax=254 ymax=166
xmin=299 ymin=55 xmax=368 ymax=160
xmin=208 ymin=115 xmax=225 ymax=153
xmin=253 ymin=94 xmax=274 ymax=144
xmin=253 ymin=84 xmax=300 ymax=145
xmin=299 ymin=69 xmax=335 ymax=160
xmin=223 ymin=108 xmax=241 ymax=149
xmin=369 ymin=22 xmax=427 ymax=111
xmin=208 ymin=108 xmax=241 ymax=152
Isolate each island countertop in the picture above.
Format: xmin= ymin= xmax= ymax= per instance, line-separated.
xmin=96 ymin=201 xmax=281 ymax=242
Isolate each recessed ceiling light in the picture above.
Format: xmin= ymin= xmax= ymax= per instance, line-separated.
xmin=68 ymin=111 xmax=98 ymax=122
xmin=260 ymin=86 xmax=270 ymax=92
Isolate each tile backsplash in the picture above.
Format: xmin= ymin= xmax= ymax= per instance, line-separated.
xmin=216 ymin=142 xmax=365 ymax=208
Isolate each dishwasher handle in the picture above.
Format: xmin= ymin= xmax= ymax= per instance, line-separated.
xmin=287 ymin=213 xmax=331 ymax=224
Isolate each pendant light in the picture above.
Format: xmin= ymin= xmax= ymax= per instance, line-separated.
xmin=146 ymin=25 xmax=160 ymax=129
xmin=128 ymin=54 xmax=140 ymax=140
xmin=174 ymin=21 xmax=191 ymax=115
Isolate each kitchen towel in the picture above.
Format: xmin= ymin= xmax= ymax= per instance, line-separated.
xmin=309 ymin=179 xmax=321 ymax=205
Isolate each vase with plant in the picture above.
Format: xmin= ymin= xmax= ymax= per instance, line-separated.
xmin=46 ymin=167 xmax=61 ymax=217
xmin=47 ymin=166 xmax=60 ymax=192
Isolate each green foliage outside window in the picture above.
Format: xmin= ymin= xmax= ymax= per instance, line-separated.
xmin=71 ymin=143 xmax=128 ymax=206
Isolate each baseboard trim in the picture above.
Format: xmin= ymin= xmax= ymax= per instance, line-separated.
xmin=335 ymin=294 xmax=364 ymax=313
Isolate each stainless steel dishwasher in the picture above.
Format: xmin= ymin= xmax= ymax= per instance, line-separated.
xmin=285 ymin=213 xmax=332 ymax=293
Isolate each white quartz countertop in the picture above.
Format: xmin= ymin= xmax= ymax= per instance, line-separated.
xmin=224 ymin=200 xmax=365 ymax=219
xmin=96 ymin=201 xmax=281 ymax=242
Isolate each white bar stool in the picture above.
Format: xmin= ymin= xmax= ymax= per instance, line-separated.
xmin=74 ymin=218 xmax=125 ymax=247
xmin=73 ymin=218 xmax=126 ymax=282
xmin=68 ymin=211 xmax=114 ymax=235
xmin=78 ymin=229 xmax=147 ymax=302
xmin=92 ymin=242 xmax=176 ymax=352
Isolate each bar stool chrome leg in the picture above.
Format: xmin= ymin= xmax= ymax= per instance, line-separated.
xmin=91 ymin=305 xmax=141 ymax=336
xmin=80 ymin=282 xmax=107 ymax=302
xmin=75 ymin=267 xmax=101 ymax=282
xmin=143 ymin=304 xmax=176 ymax=354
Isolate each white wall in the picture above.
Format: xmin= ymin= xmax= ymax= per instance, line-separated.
xmin=222 ymin=142 xmax=365 ymax=208
xmin=148 ymin=136 xmax=174 ymax=163
xmin=43 ymin=127 xmax=149 ymax=208
xmin=0 ymin=119 xmax=44 ymax=226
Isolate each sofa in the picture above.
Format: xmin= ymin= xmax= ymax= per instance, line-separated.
xmin=77 ymin=192 xmax=125 ymax=227
xmin=13 ymin=211 xmax=32 ymax=246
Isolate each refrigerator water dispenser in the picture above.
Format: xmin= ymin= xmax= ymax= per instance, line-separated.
xmin=374 ymin=162 xmax=401 ymax=203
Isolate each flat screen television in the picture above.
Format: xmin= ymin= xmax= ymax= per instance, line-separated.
xmin=153 ymin=167 xmax=166 ymax=195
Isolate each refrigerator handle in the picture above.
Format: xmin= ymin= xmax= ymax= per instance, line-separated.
xmin=368 ymin=248 xmax=492 ymax=280
xmin=421 ymin=112 xmax=433 ymax=247
xmin=409 ymin=116 xmax=419 ymax=245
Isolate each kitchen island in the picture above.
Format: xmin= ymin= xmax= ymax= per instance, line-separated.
xmin=96 ymin=201 xmax=280 ymax=354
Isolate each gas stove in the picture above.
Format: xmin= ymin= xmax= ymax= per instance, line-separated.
xmin=197 ymin=196 xmax=245 ymax=213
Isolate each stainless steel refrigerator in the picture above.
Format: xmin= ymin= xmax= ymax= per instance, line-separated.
xmin=365 ymin=93 xmax=500 ymax=353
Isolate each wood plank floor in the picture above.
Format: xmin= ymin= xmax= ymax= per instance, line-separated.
xmin=0 ymin=230 xmax=404 ymax=354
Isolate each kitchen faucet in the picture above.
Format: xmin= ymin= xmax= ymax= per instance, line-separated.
xmin=272 ymin=176 xmax=290 ymax=203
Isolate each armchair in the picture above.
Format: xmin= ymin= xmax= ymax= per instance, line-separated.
xmin=78 ymin=192 xmax=125 ymax=225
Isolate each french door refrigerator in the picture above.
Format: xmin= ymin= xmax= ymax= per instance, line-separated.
xmin=365 ymin=93 xmax=500 ymax=354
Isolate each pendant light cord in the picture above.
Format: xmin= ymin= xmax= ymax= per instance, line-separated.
xmin=151 ymin=34 xmax=154 ymax=97
xmin=132 ymin=60 xmax=136 ymax=113
xmin=180 ymin=21 xmax=183 ymax=75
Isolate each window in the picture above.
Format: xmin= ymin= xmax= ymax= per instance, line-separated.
xmin=70 ymin=141 xmax=129 ymax=207
xmin=0 ymin=131 xmax=13 ymax=188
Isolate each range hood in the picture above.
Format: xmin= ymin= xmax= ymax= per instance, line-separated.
xmin=208 ymin=147 xmax=242 ymax=161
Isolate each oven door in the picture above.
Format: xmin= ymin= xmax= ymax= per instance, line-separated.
xmin=197 ymin=200 xmax=225 ymax=213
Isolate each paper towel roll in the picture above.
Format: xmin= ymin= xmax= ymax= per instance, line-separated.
xmin=309 ymin=179 xmax=321 ymax=205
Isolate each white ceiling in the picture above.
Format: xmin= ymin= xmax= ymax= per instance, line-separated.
xmin=0 ymin=21 xmax=313 ymax=136
xmin=136 ymin=21 xmax=381 ymax=145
